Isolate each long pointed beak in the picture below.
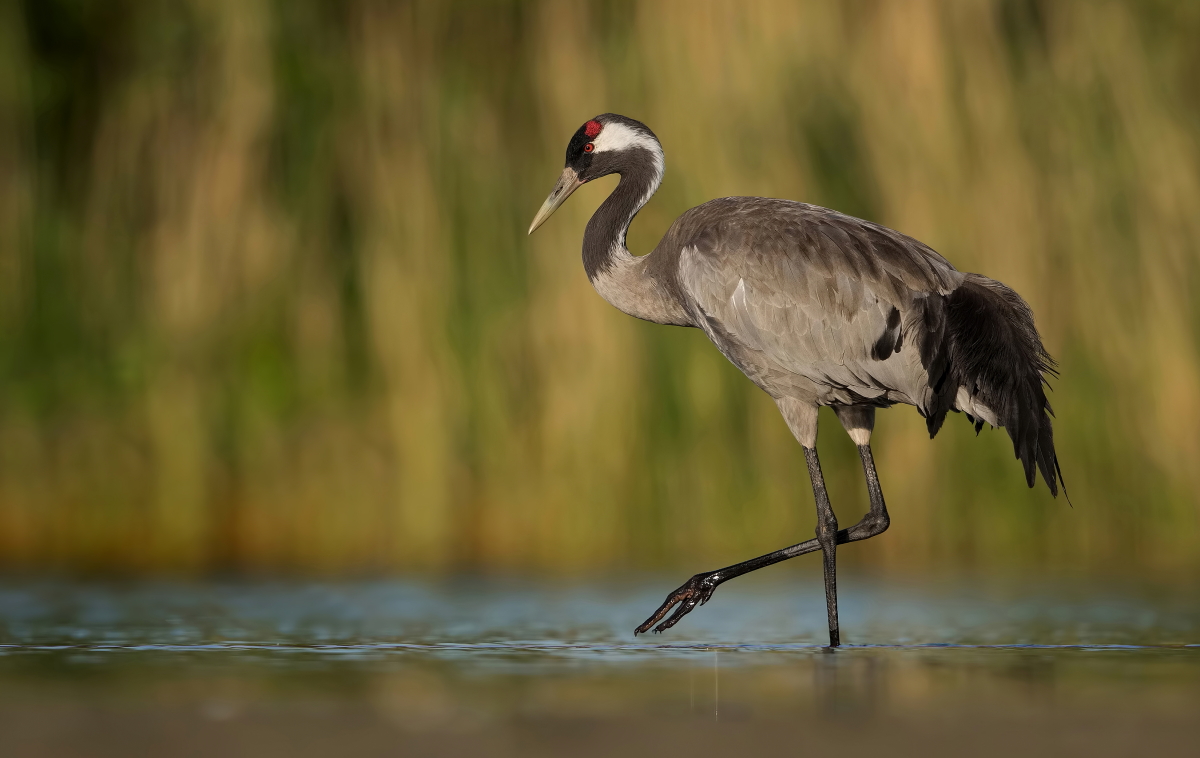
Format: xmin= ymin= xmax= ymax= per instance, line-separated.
xmin=528 ymin=167 xmax=583 ymax=234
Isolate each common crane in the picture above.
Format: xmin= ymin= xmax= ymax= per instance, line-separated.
xmin=528 ymin=114 xmax=1063 ymax=647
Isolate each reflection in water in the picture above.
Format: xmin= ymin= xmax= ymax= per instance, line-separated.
xmin=0 ymin=575 xmax=1197 ymax=756
xmin=714 ymin=649 xmax=719 ymax=722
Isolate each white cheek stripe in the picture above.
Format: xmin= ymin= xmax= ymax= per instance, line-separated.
xmin=591 ymin=122 xmax=657 ymax=155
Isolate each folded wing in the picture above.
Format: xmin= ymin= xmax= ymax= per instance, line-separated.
xmin=676 ymin=199 xmax=963 ymax=411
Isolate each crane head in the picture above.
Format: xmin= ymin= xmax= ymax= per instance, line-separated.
xmin=528 ymin=114 xmax=662 ymax=234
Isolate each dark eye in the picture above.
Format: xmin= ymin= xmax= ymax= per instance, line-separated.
xmin=584 ymin=143 xmax=594 ymax=153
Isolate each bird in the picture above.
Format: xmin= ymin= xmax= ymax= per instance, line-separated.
xmin=528 ymin=113 xmax=1063 ymax=647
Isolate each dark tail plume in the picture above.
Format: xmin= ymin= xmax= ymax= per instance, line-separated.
xmin=926 ymin=274 xmax=1063 ymax=496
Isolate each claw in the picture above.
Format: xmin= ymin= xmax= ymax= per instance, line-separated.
xmin=634 ymin=572 xmax=720 ymax=635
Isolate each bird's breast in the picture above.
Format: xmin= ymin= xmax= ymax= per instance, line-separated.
xmin=589 ymin=254 xmax=692 ymax=326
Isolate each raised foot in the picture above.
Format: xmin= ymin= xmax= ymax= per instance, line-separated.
xmin=634 ymin=572 xmax=720 ymax=635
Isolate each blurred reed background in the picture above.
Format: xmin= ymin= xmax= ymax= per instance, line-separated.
xmin=1 ymin=0 xmax=1198 ymax=578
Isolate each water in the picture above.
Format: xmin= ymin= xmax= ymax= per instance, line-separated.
xmin=1 ymin=573 xmax=1197 ymax=757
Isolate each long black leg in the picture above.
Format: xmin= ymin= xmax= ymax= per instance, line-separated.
xmin=806 ymin=446 xmax=840 ymax=647
xmin=635 ymin=444 xmax=890 ymax=636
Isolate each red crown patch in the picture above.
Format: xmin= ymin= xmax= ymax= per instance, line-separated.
xmin=584 ymin=120 xmax=603 ymax=138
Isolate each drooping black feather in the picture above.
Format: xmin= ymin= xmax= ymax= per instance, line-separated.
xmin=909 ymin=293 xmax=952 ymax=435
xmin=872 ymin=306 xmax=903 ymax=360
xmin=920 ymin=274 xmax=1062 ymax=496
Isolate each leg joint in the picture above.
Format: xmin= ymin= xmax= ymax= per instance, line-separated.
xmin=815 ymin=513 xmax=839 ymax=543
xmin=846 ymin=511 xmax=889 ymax=542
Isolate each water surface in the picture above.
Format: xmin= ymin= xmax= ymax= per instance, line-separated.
xmin=1 ymin=574 xmax=1197 ymax=757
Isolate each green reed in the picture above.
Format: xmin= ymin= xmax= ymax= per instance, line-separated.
xmin=1 ymin=0 xmax=1197 ymax=576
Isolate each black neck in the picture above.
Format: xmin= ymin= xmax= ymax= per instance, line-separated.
xmin=582 ymin=152 xmax=660 ymax=281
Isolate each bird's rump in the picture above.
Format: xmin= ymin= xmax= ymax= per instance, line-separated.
xmin=937 ymin=274 xmax=1063 ymax=494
